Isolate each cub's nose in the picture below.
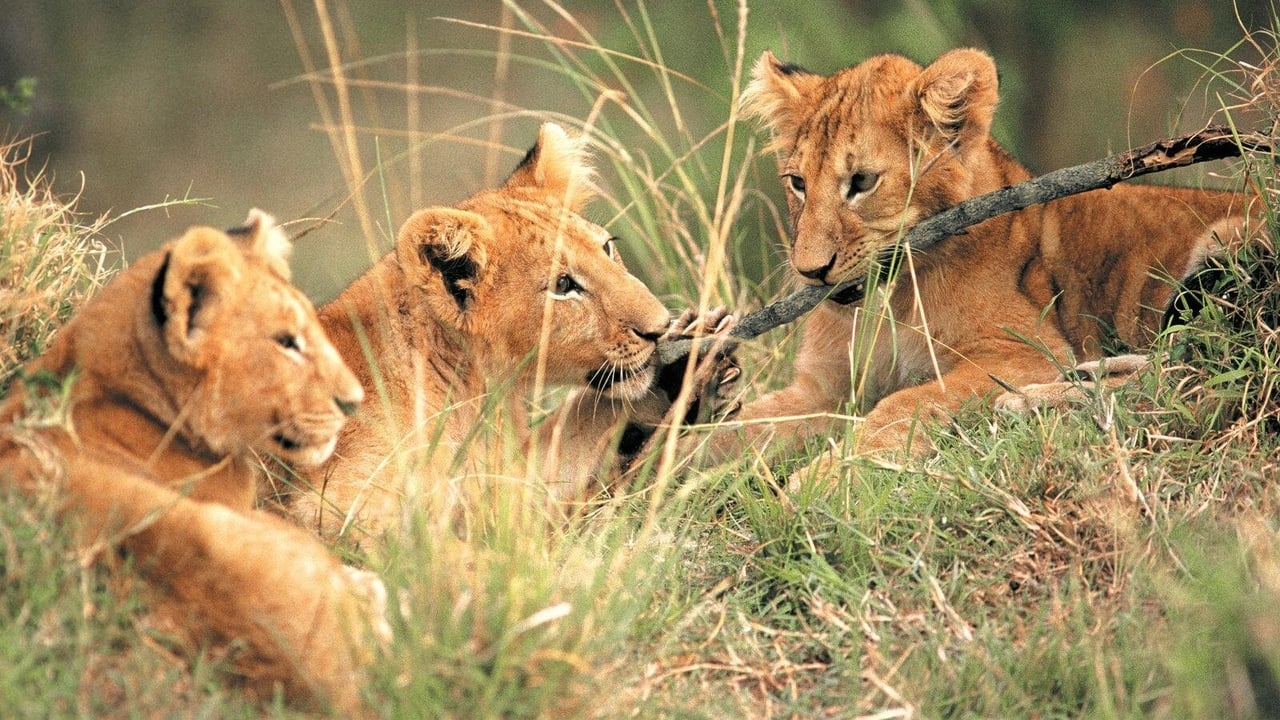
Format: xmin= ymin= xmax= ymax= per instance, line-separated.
xmin=634 ymin=326 xmax=665 ymax=343
xmin=634 ymin=308 xmax=672 ymax=343
xmin=796 ymin=253 xmax=837 ymax=282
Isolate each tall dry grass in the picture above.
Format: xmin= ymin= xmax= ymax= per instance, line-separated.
xmin=0 ymin=139 xmax=112 ymax=386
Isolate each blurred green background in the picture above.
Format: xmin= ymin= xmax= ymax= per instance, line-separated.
xmin=0 ymin=1 xmax=1266 ymax=302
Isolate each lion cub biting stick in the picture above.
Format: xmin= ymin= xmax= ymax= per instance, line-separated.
xmin=271 ymin=122 xmax=729 ymax=541
xmin=717 ymin=48 xmax=1254 ymax=471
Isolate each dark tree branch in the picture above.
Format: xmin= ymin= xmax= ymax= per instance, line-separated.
xmin=903 ymin=125 xmax=1271 ymax=253
xmin=657 ymin=125 xmax=1272 ymax=367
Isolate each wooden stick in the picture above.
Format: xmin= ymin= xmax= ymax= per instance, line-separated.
xmin=657 ymin=125 xmax=1271 ymax=366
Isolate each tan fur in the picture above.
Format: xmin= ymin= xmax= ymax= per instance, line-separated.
xmin=1 ymin=212 xmax=381 ymax=714
xmin=723 ymin=49 xmax=1254 ymax=463
xmin=271 ymin=123 xmax=672 ymax=540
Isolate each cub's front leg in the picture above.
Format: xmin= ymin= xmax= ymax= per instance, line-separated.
xmin=707 ymin=302 xmax=854 ymax=464
xmin=868 ymin=338 xmax=1078 ymax=451
xmin=790 ymin=341 xmax=1069 ymax=487
xmin=51 ymin=458 xmax=387 ymax=716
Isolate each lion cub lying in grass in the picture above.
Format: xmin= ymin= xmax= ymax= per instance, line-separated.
xmin=718 ymin=48 xmax=1256 ymax=471
xmin=1 ymin=211 xmax=384 ymax=714
xmin=270 ymin=122 xmax=722 ymax=542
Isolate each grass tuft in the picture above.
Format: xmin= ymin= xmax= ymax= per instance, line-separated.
xmin=0 ymin=139 xmax=112 ymax=389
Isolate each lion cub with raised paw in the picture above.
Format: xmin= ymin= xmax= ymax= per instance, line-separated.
xmin=1 ymin=211 xmax=384 ymax=715
xmin=270 ymin=122 xmax=719 ymax=542
xmin=717 ymin=48 xmax=1256 ymax=476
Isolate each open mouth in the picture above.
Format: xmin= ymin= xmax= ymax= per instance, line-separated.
xmin=271 ymin=429 xmax=339 ymax=467
xmin=273 ymin=433 xmax=305 ymax=452
xmin=827 ymin=276 xmax=867 ymax=305
xmin=824 ymin=245 xmax=906 ymax=306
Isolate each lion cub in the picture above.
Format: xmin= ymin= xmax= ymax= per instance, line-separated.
xmin=719 ymin=48 xmax=1254 ymax=468
xmin=272 ymin=122 xmax=696 ymax=541
xmin=1 ymin=212 xmax=382 ymax=714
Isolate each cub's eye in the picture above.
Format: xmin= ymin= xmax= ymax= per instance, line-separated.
xmin=847 ymin=171 xmax=880 ymax=199
xmin=603 ymin=237 xmax=618 ymax=259
xmin=275 ymin=332 xmax=304 ymax=352
xmin=552 ymin=274 xmax=583 ymax=297
xmin=784 ymin=174 xmax=806 ymax=197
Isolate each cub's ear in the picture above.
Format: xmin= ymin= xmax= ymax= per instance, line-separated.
xmin=740 ymin=50 xmax=823 ymax=146
xmin=503 ymin=122 xmax=596 ymax=210
xmin=910 ymin=48 xmax=999 ymax=150
xmin=226 ymin=208 xmax=293 ymax=280
xmin=397 ymin=207 xmax=491 ymax=313
xmin=156 ymin=228 xmax=244 ymax=366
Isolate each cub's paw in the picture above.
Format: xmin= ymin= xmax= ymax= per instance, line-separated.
xmin=994 ymin=354 xmax=1152 ymax=414
xmin=785 ymin=442 xmax=843 ymax=496
xmin=655 ymin=307 xmax=740 ymax=426
xmin=1064 ymin=353 xmax=1151 ymax=382
xmin=665 ymin=306 xmax=735 ymax=341
xmin=341 ymin=565 xmax=392 ymax=647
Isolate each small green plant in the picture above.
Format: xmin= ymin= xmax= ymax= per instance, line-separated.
xmin=0 ymin=77 xmax=36 ymax=114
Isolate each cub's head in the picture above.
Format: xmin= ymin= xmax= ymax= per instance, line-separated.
xmin=742 ymin=48 xmax=1000 ymax=297
xmin=395 ymin=122 xmax=671 ymax=400
xmin=139 ymin=210 xmax=363 ymax=466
